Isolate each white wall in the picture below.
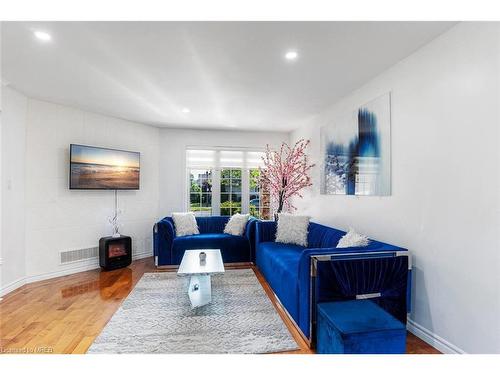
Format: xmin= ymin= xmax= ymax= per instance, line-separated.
xmin=159 ymin=128 xmax=289 ymax=215
xmin=291 ymin=22 xmax=500 ymax=353
xmin=0 ymin=23 xmax=2 ymax=296
xmin=1 ymin=87 xmax=28 ymax=294
xmin=2 ymin=21 xmax=497 ymax=354
xmin=0 ymin=92 xmax=162 ymax=292
xmin=22 ymin=99 xmax=160 ymax=280
xmin=1 ymin=95 xmax=288 ymax=291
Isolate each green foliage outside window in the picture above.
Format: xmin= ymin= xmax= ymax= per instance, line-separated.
xmin=190 ymin=169 xmax=212 ymax=215
xmin=220 ymin=168 xmax=242 ymax=216
xmin=191 ymin=180 xmax=201 ymax=192
xmin=189 ymin=167 xmax=268 ymax=218
xmin=249 ymin=169 xmax=260 ymax=192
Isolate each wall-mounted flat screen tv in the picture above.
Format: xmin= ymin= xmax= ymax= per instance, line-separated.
xmin=69 ymin=144 xmax=140 ymax=190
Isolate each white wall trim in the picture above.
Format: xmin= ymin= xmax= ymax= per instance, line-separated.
xmin=408 ymin=318 xmax=465 ymax=354
xmin=0 ymin=251 xmax=152 ymax=297
xmin=0 ymin=276 xmax=27 ymax=297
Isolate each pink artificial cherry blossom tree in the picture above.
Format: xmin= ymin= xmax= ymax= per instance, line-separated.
xmin=259 ymin=139 xmax=315 ymax=216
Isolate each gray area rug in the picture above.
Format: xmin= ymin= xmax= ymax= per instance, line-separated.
xmin=87 ymin=269 xmax=299 ymax=354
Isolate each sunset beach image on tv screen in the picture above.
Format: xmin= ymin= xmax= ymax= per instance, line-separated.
xmin=70 ymin=144 xmax=140 ymax=189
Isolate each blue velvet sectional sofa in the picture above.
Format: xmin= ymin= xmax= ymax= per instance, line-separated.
xmin=255 ymin=220 xmax=410 ymax=342
xmin=153 ymin=214 xmax=409 ymax=346
xmin=153 ymin=216 xmax=257 ymax=266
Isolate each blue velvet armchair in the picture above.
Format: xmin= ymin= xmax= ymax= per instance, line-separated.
xmin=255 ymin=220 xmax=410 ymax=343
xmin=154 ymin=216 xmax=257 ymax=266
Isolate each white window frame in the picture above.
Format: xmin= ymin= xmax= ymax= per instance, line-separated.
xmin=185 ymin=147 xmax=265 ymax=216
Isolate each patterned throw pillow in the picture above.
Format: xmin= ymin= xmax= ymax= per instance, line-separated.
xmin=172 ymin=212 xmax=200 ymax=237
xmin=275 ymin=213 xmax=310 ymax=247
xmin=336 ymin=228 xmax=370 ymax=248
xmin=224 ymin=213 xmax=250 ymax=236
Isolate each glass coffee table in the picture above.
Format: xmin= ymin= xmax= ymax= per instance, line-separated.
xmin=177 ymin=249 xmax=225 ymax=308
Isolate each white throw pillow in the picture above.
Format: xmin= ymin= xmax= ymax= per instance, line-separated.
xmin=275 ymin=213 xmax=310 ymax=247
xmin=224 ymin=213 xmax=250 ymax=236
xmin=172 ymin=212 xmax=199 ymax=237
xmin=336 ymin=228 xmax=370 ymax=248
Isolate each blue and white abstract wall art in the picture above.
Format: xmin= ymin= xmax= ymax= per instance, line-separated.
xmin=320 ymin=93 xmax=391 ymax=196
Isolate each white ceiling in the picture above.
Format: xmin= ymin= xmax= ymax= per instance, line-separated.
xmin=2 ymin=21 xmax=455 ymax=132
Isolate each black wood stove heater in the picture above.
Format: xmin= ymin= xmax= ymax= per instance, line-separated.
xmin=99 ymin=235 xmax=132 ymax=271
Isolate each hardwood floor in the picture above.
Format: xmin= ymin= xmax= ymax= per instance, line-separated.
xmin=0 ymin=257 xmax=440 ymax=354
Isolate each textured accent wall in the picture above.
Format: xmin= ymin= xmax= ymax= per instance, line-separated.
xmin=24 ymin=99 xmax=160 ymax=279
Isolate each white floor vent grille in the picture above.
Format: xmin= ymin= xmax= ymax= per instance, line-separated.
xmin=60 ymin=246 xmax=99 ymax=264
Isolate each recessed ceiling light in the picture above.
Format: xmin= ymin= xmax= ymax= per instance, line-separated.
xmin=34 ymin=30 xmax=52 ymax=42
xmin=285 ymin=50 xmax=298 ymax=61
xmin=181 ymin=107 xmax=190 ymax=114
